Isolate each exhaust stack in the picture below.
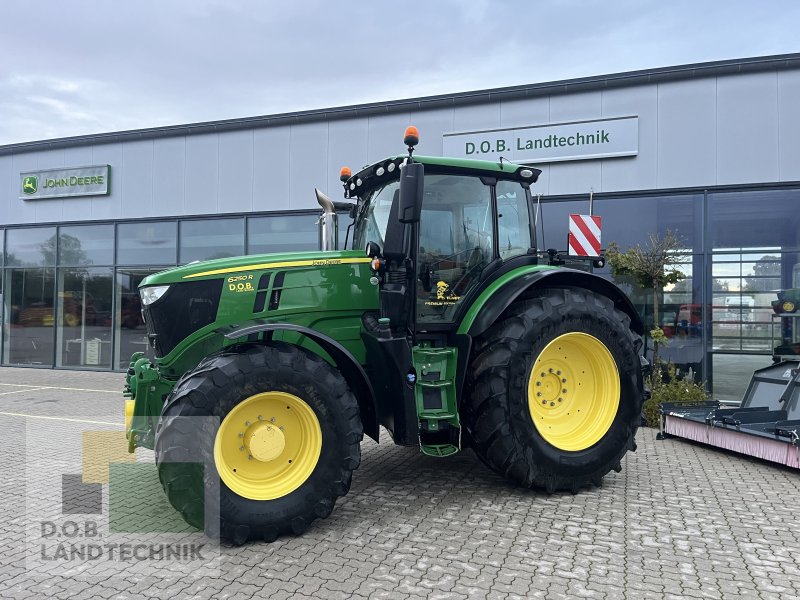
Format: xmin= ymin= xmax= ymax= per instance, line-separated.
xmin=315 ymin=188 xmax=338 ymax=251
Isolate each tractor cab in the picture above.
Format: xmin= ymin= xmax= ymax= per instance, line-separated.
xmin=317 ymin=128 xmax=542 ymax=455
xmin=333 ymin=129 xmax=541 ymax=330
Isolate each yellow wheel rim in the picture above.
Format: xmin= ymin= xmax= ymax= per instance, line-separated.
xmin=527 ymin=332 xmax=620 ymax=452
xmin=213 ymin=391 xmax=322 ymax=500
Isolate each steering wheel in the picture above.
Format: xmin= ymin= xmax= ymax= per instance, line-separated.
xmin=419 ymin=246 xmax=482 ymax=292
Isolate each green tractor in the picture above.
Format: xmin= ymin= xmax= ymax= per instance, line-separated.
xmin=124 ymin=127 xmax=646 ymax=544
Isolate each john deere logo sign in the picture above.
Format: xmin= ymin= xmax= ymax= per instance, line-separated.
xmin=19 ymin=165 xmax=110 ymax=200
xmin=22 ymin=175 xmax=38 ymax=195
xmin=443 ymin=116 xmax=638 ymax=164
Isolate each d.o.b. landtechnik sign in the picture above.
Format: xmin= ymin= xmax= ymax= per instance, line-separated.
xmin=443 ymin=116 xmax=638 ymax=164
xmin=20 ymin=165 xmax=110 ymax=200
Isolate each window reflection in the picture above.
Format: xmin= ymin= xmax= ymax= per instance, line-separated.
xmin=180 ymin=219 xmax=244 ymax=263
xmin=710 ymin=189 xmax=800 ymax=251
xmin=5 ymin=227 xmax=57 ymax=267
xmin=117 ymin=221 xmax=177 ymax=266
xmin=115 ymin=268 xmax=158 ymax=369
xmin=542 ymin=194 xmax=702 ymax=253
xmin=248 ymin=215 xmax=318 ymax=255
xmin=3 ymin=268 xmax=56 ymax=365
xmin=58 ymin=225 xmax=114 ymax=266
xmin=56 ymin=268 xmax=113 ymax=368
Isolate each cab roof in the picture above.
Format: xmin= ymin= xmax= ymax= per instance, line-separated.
xmin=342 ymin=155 xmax=541 ymax=199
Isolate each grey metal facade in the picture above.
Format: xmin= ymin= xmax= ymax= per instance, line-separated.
xmin=2 ymin=53 xmax=799 ymax=225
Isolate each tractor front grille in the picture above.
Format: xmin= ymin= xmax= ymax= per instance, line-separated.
xmin=143 ymin=279 xmax=223 ymax=357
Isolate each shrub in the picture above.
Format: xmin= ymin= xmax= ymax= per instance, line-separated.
xmin=642 ymin=363 xmax=708 ymax=427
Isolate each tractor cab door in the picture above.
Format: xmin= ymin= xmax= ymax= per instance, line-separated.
xmin=416 ymin=176 xmax=532 ymax=326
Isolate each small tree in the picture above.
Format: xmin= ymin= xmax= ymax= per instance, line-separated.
xmin=605 ymin=230 xmax=689 ymax=367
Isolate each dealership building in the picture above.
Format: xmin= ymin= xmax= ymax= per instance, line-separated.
xmin=1 ymin=53 xmax=799 ymax=400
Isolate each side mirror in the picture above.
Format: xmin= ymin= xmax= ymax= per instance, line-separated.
xmin=398 ymin=162 xmax=424 ymax=223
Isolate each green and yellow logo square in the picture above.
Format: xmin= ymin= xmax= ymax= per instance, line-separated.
xmin=22 ymin=175 xmax=38 ymax=195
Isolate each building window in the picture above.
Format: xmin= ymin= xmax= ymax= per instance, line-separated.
xmin=59 ymin=225 xmax=114 ymax=266
xmin=179 ymin=218 xmax=244 ymax=263
xmin=55 ymin=267 xmax=113 ymax=368
xmin=247 ymin=215 xmax=318 ymax=255
xmin=3 ymin=268 xmax=56 ymax=365
xmin=117 ymin=221 xmax=177 ymax=266
xmin=709 ymin=189 xmax=800 ymax=251
xmin=115 ymin=268 xmax=157 ymax=370
xmin=6 ymin=227 xmax=57 ymax=267
xmin=541 ymin=193 xmax=703 ymax=253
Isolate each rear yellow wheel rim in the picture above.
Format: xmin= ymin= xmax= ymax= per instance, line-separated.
xmin=213 ymin=391 xmax=322 ymax=500
xmin=527 ymin=332 xmax=620 ymax=452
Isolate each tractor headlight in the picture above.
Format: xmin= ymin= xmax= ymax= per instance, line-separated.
xmin=140 ymin=285 xmax=170 ymax=306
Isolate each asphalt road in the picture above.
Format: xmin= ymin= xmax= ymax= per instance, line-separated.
xmin=0 ymin=367 xmax=798 ymax=599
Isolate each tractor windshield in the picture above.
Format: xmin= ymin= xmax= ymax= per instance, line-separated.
xmin=353 ymin=180 xmax=399 ymax=250
xmin=354 ymin=172 xmax=533 ymax=322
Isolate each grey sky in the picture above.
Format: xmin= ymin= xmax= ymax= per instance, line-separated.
xmin=1 ymin=1 xmax=798 ymax=145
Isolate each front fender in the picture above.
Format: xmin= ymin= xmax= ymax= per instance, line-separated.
xmin=218 ymin=321 xmax=380 ymax=442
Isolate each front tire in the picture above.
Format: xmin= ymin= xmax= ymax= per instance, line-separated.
xmin=464 ymin=287 xmax=644 ymax=492
xmin=155 ymin=342 xmax=362 ymax=544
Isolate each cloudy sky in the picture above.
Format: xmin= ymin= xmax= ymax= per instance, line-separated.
xmin=1 ymin=1 xmax=798 ymax=145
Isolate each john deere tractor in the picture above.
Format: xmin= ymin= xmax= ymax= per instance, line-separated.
xmin=124 ymin=127 xmax=646 ymax=544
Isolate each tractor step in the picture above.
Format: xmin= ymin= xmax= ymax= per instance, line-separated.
xmin=413 ymin=345 xmax=460 ymax=457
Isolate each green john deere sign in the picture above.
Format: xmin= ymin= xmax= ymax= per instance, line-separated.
xmin=22 ymin=175 xmax=38 ymax=195
xmin=19 ymin=165 xmax=110 ymax=200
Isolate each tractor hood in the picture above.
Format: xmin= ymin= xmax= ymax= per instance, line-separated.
xmin=138 ymin=249 xmax=377 ymax=367
xmin=140 ymin=250 xmax=371 ymax=287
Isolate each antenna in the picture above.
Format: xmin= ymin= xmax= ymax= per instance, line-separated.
xmin=589 ymin=188 xmax=594 ymax=216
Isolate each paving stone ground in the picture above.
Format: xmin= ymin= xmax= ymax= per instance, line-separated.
xmin=0 ymin=367 xmax=798 ymax=599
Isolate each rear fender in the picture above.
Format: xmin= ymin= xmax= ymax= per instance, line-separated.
xmin=218 ymin=321 xmax=380 ymax=442
xmin=460 ymin=268 xmax=644 ymax=339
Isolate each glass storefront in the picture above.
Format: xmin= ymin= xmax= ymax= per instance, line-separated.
xmin=0 ymin=212 xmax=319 ymax=371
xmin=180 ymin=218 xmax=244 ymax=263
xmin=3 ymin=268 xmax=56 ymax=365
xmin=117 ymin=221 xmax=177 ymax=266
xmin=0 ymin=187 xmax=798 ymax=394
xmin=248 ymin=215 xmax=318 ymax=254
xmin=541 ymin=186 xmax=800 ymax=402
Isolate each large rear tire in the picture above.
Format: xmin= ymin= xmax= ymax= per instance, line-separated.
xmin=464 ymin=287 xmax=644 ymax=492
xmin=155 ymin=342 xmax=362 ymax=544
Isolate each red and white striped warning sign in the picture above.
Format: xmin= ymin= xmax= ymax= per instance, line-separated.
xmin=568 ymin=214 xmax=602 ymax=257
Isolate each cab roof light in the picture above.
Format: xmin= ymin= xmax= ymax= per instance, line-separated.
xmin=403 ymin=126 xmax=419 ymax=147
xmin=404 ymin=125 xmax=419 ymax=160
xmin=339 ymin=166 xmax=351 ymax=182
